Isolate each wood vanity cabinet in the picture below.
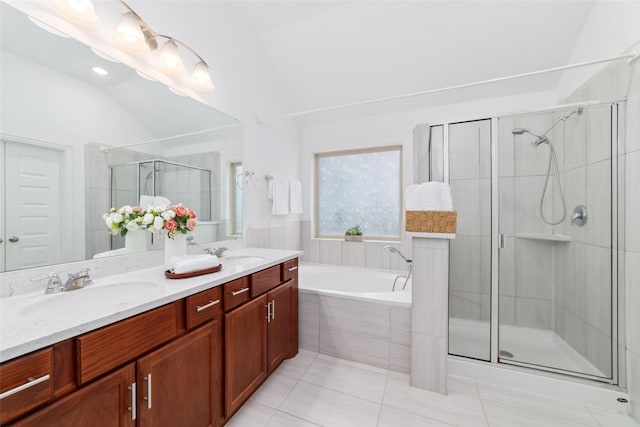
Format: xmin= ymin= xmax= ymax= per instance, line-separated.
xmin=224 ymin=263 xmax=298 ymax=417
xmin=2 ymin=258 xmax=298 ymax=426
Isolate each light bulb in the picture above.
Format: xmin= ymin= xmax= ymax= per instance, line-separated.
xmin=158 ymin=40 xmax=184 ymax=75
xmin=51 ymin=0 xmax=99 ymax=24
xmin=190 ymin=61 xmax=214 ymax=92
xmin=114 ymin=12 xmax=150 ymax=53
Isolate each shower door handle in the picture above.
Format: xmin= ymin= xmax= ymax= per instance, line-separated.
xmin=498 ymin=233 xmax=505 ymax=249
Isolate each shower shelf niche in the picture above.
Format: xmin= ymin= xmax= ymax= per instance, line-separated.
xmin=515 ymin=234 xmax=571 ymax=242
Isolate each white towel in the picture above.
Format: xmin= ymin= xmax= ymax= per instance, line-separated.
xmin=267 ymin=179 xmax=274 ymax=200
xmin=154 ymin=196 xmax=171 ymax=208
xmin=169 ymin=254 xmax=220 ymax=274
xmin=271 ymin=175 xmax=289 ymax=215
xmin=289 ymin=179 xmax=303 ymax=214
xmin=404 ymin=182 xmax=454 ymax=211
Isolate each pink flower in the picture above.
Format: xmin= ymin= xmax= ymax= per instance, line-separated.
xmin=164 ymin=219 xmax=177 ymax=231
xmin=132 ymin=206 xmax=142 ymax=213
xmin=174 ymin=205 xmax=187 ymax=217
xmin=186 ymin=218 xmax=197 ymax=231
xmin=188 ymin=209 xmax=197 ymax=219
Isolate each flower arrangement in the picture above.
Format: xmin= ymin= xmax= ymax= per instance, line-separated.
xmin=104 ymin=204 xmax=197 ymax=239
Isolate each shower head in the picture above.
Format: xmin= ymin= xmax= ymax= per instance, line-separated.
xmin=512 ymin=128 xmax=549 ymax=147
xmin=384 ymin=245 xmax=412 ymax=263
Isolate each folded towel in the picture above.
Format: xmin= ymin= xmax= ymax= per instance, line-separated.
xmin=404 ymin=182 xmax=454 ymax=211
xmin=271 ymin=175 xmax=289 ymax=215
xmin=289 ymin=179 xmax=303 ymax=214
xmin=169 ymin=254 xmax=220 ymax=274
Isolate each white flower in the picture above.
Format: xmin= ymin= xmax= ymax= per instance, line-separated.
xmin=111 ymin=213 xmax=124 ymax=224
xmin=155 ymin=204 xmax=167 ymax=212
xmin=105 ymin=216 xmax=114 ymax=228
xmin=153 ymin=216 xmax=164 ymax=231
xmin=142 ymin=213 xmax=155 ymax=225
xmin=125 ymin=221 xmax=139 ymax=232
xmin=161 ymin=210 xmax=175 ymax=220
xmin=119 ymin=205 xmax=133 ymax=215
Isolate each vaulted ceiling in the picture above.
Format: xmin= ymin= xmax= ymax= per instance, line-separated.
xmin=229 ymin=1 xmax=596 ymax=114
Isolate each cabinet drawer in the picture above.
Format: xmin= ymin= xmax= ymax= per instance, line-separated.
xmin=224 ymin=277 xmax=250 ymax=312
xmin=282 ymin=258 xmax=298 ymax=282
xmin=0 ymin=347 xmax=53 ymax=423
xmin=251 ymin=265 xmax=281 ymax=298
xmin=186 ymin=286 xmax=223 ymax=329
xmin=77 ymin=303 xmax=177 ymax=385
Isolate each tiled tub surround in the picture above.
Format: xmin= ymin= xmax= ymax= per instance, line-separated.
xmin=0 ymin=247 xmax=301 ymax=362
xmin=297 ymin=263 xmax=411 ymax=373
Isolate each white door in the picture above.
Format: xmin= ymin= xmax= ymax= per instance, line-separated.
xmin=4 ymin=141 xmax=63 ymax=270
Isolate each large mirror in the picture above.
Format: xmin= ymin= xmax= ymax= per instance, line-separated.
xmin=0 ymin=2 xmax=243 ymax=272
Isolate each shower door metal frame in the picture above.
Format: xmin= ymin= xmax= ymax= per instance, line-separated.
xmin=438 ymin=99 xmax=623 ymax=385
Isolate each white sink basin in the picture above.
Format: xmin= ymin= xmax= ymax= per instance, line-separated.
xmin=18 ymin=282 xmax=161 ymax=317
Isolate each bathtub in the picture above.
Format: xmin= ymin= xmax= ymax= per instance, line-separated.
xmin=298 ymin=263 xmax=412 ymax=372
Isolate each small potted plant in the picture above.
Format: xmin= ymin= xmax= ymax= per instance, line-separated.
xmin=344 ymin=225 xmax=363 ymax=242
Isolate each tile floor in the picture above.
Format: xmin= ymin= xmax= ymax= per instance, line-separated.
xmin=226 ymin=350 xmax=640 ymax=427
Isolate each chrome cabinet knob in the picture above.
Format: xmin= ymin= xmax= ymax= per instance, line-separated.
xmin=8 ymin=236 xmax=19 ymax=243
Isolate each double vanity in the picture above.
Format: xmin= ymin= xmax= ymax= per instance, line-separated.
xmin=0 ymin=249 xmax=301 ymax=426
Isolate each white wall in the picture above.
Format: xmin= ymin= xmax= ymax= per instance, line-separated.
xmin=557 ymin=1 xmax=640 ymax=100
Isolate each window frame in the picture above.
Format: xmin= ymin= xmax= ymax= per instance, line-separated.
xmin=230 ymin=161 xmax=243 ymax=236
xmin=314 ymin=145 xmax=403 ymax=241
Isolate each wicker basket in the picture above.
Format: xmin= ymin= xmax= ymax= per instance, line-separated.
xmin=405 ymin=210 xmax=457 ymax=233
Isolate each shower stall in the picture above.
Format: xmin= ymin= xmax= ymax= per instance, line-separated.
xmin=109 ymin=159 xmax=212 ymax=249
xmin=427 ymin=101 xmax=623 ymax=383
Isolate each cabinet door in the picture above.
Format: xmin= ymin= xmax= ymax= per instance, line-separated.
xmin=137 ymin=324 xmax=218 ymax=427
xmin=225 ymin=295 xmax=268 ymax=417
xmin=267 ymin=280 xmax=294 ymax=374
xmin=12 ymin=364 xmax=135 ymax=427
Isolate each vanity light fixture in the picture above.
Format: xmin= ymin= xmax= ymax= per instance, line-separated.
xmin=169 ymin=86 xmax=188 ymax=97
xmin=135 ymin=70 xmax=157 ymax=81
xmin=113 ymin=0 xmax=214 ymax=92
xmin=51 ymin=0 xmax=99 ymax=24
xmin=158 ymin=39 xmax=185 ymax=75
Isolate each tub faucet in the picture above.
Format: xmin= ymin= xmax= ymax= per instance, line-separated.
xmin=384 ymin=246 xmax=412 ymax=263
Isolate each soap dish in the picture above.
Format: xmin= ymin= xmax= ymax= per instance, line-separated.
xmin=164 ymin=264 xmax=222 ymax=279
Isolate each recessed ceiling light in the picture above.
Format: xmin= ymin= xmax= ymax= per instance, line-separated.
xmin=92 ymin=66 xmax=109 ymax=76
xmin=91 ymin=48 xmax=119 ymax=63
xmin=27 ymin=16 xmax=70 ymax=38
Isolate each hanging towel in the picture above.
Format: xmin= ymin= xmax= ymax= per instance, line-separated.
xmin=139 ymin=195 xmax=154 ymax=209
xmin=289 ymin=179 xmax=303 ymax=214
xmin=267 ymin=178 xmax=274 ymax=200
xmin=271 ymin=175 xmax=290 ymax=215
xmin=154 ymin=196 xmax=171 ymax=208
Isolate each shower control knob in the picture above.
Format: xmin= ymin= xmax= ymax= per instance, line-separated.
xmin=570 ymin=205 xmax=587 ymax=227
xmin=8 ymin=236 xmax=19 ymax=243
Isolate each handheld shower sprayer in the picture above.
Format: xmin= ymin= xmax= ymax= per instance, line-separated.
xmin=512 ymin=128 xmax=549 ymax=147
xmin=384 ymin=245 xmax=412 ymax=263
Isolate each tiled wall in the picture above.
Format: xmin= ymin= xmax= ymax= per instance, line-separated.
xmin=562 ymin=58 xmax=640 ymax=420
xmin=246 ymin=221 xmax=302 ymax=251
xmin=300 ymin=221 xmax=413 ymax=271
xmin=298 ymin=290 xmax=411 ymax=373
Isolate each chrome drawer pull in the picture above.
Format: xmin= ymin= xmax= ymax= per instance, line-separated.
xmin=129 ymin=382 xmax=137 ymax=420
xmin=287 ymin=266 xmax=298 ymax=272
xmin=231 ymin=287 xmax=249 ymax=296
xmin=0 ymin=374 xmax=50 ymax=400
xmin=271 ymin=299 xmax=276 ymax=321
xmin=144 ymin=374 xmax=152 ymax=409
xmin=196 ymin=299 xmax=220 ymax=312
xmin=265 ymin=302 xmax=272 ymax=323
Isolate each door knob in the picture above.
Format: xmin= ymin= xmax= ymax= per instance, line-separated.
xmin=0 ymin=238 xmax=3 ymax=243
xmin=8 ymin=236 xmax=19 ymax=243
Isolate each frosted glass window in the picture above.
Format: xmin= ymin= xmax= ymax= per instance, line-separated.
xmin=316 ymin=147 xmax=401 ymax=238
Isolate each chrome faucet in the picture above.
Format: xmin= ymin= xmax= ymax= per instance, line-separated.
xmin=32 ymin=268 xmax=95 ymax=294
xmin=204 ymin=246 xmax=228 ymax=257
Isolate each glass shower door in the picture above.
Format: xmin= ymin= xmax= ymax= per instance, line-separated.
xmin=497 ymin=104 xmax=615 ymax=380
xmin=448 ymin=119 xmax=492 ymax=361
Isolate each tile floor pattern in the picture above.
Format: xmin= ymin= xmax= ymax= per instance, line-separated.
xmin=226 ymin=350 xmax=640 ymax=427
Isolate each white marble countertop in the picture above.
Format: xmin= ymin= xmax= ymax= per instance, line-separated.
xmin=0 ymin=248 xmax=302 ymax=363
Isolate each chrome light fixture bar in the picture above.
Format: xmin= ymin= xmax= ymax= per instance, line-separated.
xmin=50 ymin=0 xmax=214 ymax=92
xmin=113 ymin=0 xmax=214 ymax=91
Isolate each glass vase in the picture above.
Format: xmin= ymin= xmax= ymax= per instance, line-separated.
xmin=164 ymin=232 xmax=187 ymax=267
